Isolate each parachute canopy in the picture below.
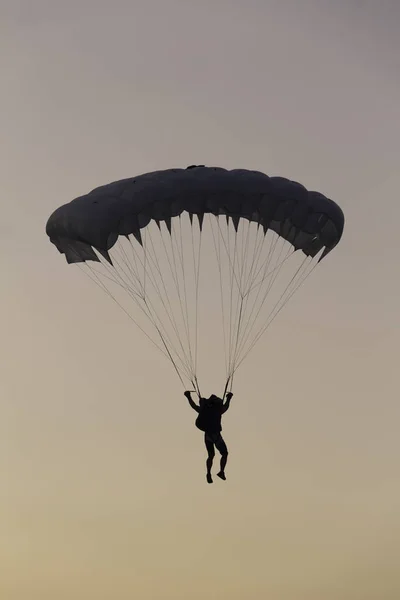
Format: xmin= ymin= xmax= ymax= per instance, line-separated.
xmin=46 ymin=166 xmax=344 ymax=394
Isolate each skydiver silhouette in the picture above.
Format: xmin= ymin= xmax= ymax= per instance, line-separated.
xmin=185 ymin=390 xmax=233 ymax=483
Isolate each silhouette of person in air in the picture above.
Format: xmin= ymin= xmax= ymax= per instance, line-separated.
xmin=185 ymin=390 xmax=233 ymax=483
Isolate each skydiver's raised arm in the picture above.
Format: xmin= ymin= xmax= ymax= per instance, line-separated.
xmin=221 ymin=392 xmax=233 ymax=414
xmin=184 ymin=390 xmax=200 ymax=413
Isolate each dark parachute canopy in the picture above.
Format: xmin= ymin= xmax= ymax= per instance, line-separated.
xmin=46 ymin=166 xmax=344 ymax=394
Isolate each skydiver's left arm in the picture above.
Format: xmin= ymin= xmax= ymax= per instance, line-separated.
xmin=222 ymin=392 xmax=233 ymax=414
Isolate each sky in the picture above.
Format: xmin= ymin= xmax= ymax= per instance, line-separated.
xmin=1 ymin=1 xmax=400 ymax=598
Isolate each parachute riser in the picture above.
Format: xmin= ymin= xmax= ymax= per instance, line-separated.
xmin=222 ymin=375 xmax=233 ymax=399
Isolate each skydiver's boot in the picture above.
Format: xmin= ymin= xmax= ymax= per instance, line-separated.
xmin=217 ymin=453 xmax=228 ymax=480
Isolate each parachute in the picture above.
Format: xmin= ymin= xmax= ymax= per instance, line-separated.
xmin=46 ymin=166 xmax=344 ymax=396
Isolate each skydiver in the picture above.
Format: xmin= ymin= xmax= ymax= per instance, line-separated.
xmin=184 ymin=390 xmax=233 ymax=484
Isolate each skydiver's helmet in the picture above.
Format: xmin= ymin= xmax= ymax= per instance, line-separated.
xmin=209 ymin=394 xmax=223 ymax=405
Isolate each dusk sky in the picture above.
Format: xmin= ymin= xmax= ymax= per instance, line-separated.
xmin=2 ymin=1 xmax=400 ymax=598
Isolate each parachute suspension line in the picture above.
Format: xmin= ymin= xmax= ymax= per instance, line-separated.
xmin=229 ymin=218 xmax=264 ymax=376
xmin=235 ymin=233 xmax=287 ymax=363
xmin=142 ymin=295 xmax=187 ymax=389
xmin=85 ymin=262 xmax=138 ymax=293
xmin=262 ymin=255 xmax=319 ymax=338
xmin=237 ymin=223 xmax=272 ymax=331
xmin=211 ymin=216 xmax=258 ymax=385
xmin=234 ymin=259 xmax=307 ymax=373
xmin=235 ymin=254 xmax=320 ymax=373
xmin=121 ymin=227 xmax=188 ymax=382
xmin=226 ymin=218 xmax=250 ymax=379
xmin=245 ymin=250 xmax=295 ymax=296
xmin=143 ymin=226 xmax=147 ymax=297
xmin=228 ymin=218 xmax=242 ymax=382
xmin=100 ymin=247 xmax=194 ymax=384
xmin=230 ymin=237 xmax=293 ymax=370
xmin=120 ymin=215 xmax=203 ymax=388
xmin=210 ymin=216 xmax=229 ymax=378
xmin=223 ymin=216 xmax=235 ymax=383
xmin=139 ymin=227 xmax=195 ymax=379
xmin=210 ymin=214 xmax=315 ymax=384
xmin=239 ymin=218 xmax=252 ymax=292
xmin=75 ymin=262 xmax=177 ymax=368
xmin=103 ymin=242 xmax=144 ymax=296
xmin=83 ymin=236 xmax=196 ymax=385
xmin=142 ymin=228 xmax=200 ymax=385
xmin=190 ymin=216 xmax=202 ymax=381
xmin=250 ymin=231 xmax=280 ymax=297
xmin=155 ymin=220 xmax=196 ymax=380
xmin=222 ymin=218 xmax=262 ymax=382
xmin=136 ymin=230 xmax=193 ymax=383
xmin=192 ymin=375 xmax=201 ymax=398
xmin=111 ymin=236 xmax=193 ymax=381
xmin=147 ymin=225 xmax=200 ymax=384
xmin=214 ymin=216 xmax=264 ymax=383
xmin=230 ymin=221 xmax=253 ymax=379
xmin=166 ymin=219 xmax=196 ymax=380
xmin=212 ymin=215 xmax=243 ymax=384
xmin=177 ymin=215 xmax=197 ymax=379
xmin=241 ymin=222 xmax=266 ymax=297
xmin=230 ymin=297 xmax=245 ymax=382
xmin=222 ymin=375 xmax=231 ymax=400
xmin=227 ymin=225 xmax=260 ymax=380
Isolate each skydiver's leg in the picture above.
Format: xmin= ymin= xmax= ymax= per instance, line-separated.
xmin=204 ymin=433 xmax=215 ymax=484
xmin=215 ymin=434 xmax=228 ymax=480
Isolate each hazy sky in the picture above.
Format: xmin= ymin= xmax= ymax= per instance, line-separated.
xmin=2 ymin=1 xmax=400 ymax=598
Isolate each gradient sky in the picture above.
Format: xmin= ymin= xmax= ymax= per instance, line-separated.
xmin=2 ymin=1 xmax=400 ymax=598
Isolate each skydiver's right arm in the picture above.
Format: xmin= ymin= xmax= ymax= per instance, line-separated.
xmin=184 ymin=391 xmax=200 ymax=413
xmin=221 ymin=392 xmax=233 ymax=413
